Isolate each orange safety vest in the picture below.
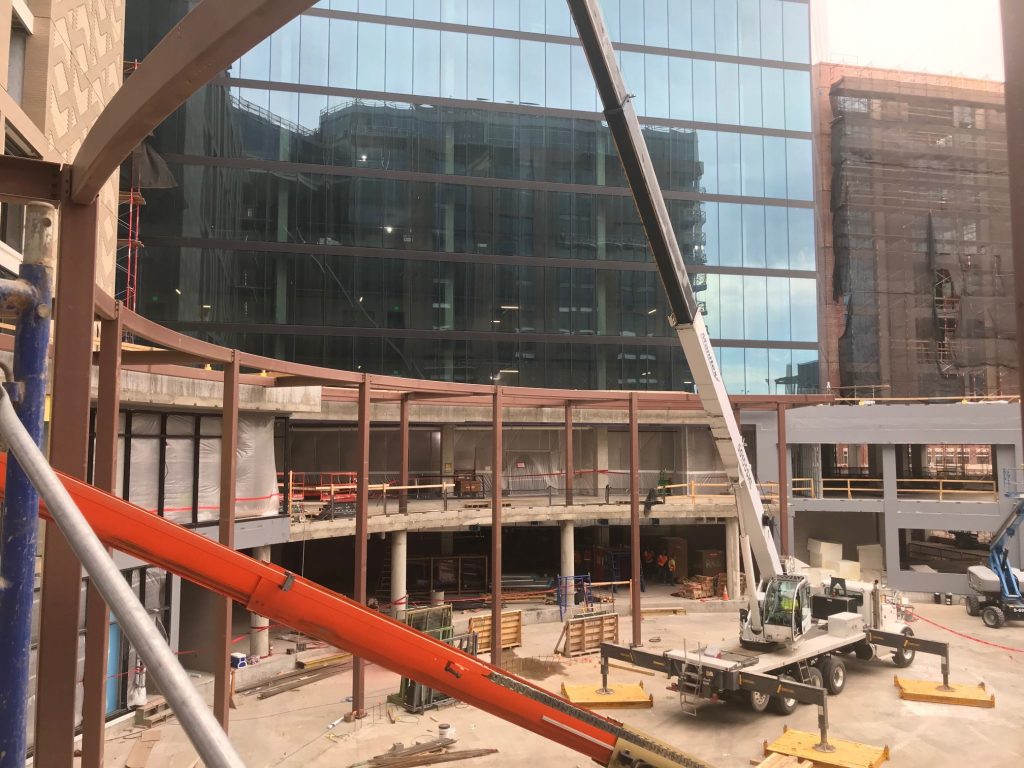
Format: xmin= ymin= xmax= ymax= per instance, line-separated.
xmin=657 ymin=555 xmax=668 ymax=567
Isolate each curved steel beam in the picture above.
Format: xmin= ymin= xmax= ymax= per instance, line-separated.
xmin=70 ymin=0 xmax=316 ymax=204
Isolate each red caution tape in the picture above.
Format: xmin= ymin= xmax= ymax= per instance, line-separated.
xmin=913 ymin=612 xmax=1024 ymax=654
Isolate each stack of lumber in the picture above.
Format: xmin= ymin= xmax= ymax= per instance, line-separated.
xmin=713 ymin=572 xmax=746 ymax=597
xmin=350 ymin=738 xmax=498 ymax=768
xmin=672 ymin=575 xmax=716 ymax=599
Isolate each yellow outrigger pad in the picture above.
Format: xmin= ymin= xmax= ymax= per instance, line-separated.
xmin=763 ymin=726 xmax=889 ymax=768
xmin=560 ymin=681 xmax=653 ymax=708
xmin=894 ymin=676 xmax=995 ymax=708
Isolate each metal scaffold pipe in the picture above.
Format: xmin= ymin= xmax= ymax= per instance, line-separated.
xmin=0 ymin=387 xmax=246 ymax=768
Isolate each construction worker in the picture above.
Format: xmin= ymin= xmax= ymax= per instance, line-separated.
xmin=656 ymin=552 xmax=668 ymax=584
xmin=667 ymin=556 xmax=677 ymax=585
xmin=643 ymin=549 xmax=655 ymax=579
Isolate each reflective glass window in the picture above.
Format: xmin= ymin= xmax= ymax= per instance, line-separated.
xmin=415 ymin=0 xmax=441 ymax=21
xmin=719 ymin=203 xmax=741 ymax=267
xmin=763 ymin=136 xmax=787 ymax=198
xmin=645 ymin=54 xmax=670 ymax=118
xmin=760 ymin=0 xmax=783 ymax=60
xmin=744 ymin=276 xmax=768 ymax=339
xmin=546 ymin=0 xmax=571 ymax=36
xmin=271 ymin=20 xmax=300 ymax=84
xmin=361 ymin=0 xmax=386 ymax=13
xmin=720 ymin=347 xmax=745 ymax=392
xmin=785 ymin=138 xmax=813 ymax=200
xmin=269 ymin=90 xmax=298 ymax=126
xmin=742 ymin=204 xmax=765 ymax=267
xmin=521 ymin=40 xmax=546 ymax=105
xmin=788 ymin=207 xmax=815 ymax=269
xmin=715 ymin=0 xmax=738 ymax=55
xmin=621 ymin=51 xmax=645 ymax=114
xmin=467 ymin=34 xmax=493 ymax=100
xmin=599 ymin=0 xmax=620 ymax=40
xmin=703 ymin=273 xmax=720 ymax=336
xmin=547 ymin=44 xmax=571 ymax=109
xmin=441 ymin=0 xmax=467 ymax=23
xmin=571 ymin=46 xmax=597 ymax=111
xmin=719 ymin=275 xmax=743 ymax=338
xmin=521 ymin=0 xmax=545 ymax=33
xmin=745 ymin=347 xmax=769 ymax=393
xmin=766 ymin=277 xmax=790 ymax=340
xmin=669 ymin=57 xmax=693 ymax=121
xmin=703 ymin=202 xmax=719 ymax=265
xmin=761 ymin=67 xmax=785 ymax=129
xmin=329 ymin=19 xmax=358 ymax=89
xmin=357 ymin=23 xmax=386 ymax=91
xmin=764 ymin=205 xmax=789 ymax=268
xmin=741 ymin=134 xmax=764 ymax=197
xmin=385 ymin=25 xmax=414 ymax=93
xmin=495 ymin=0 xmax=519 ymax=29
xmin=693 ymin=60 xmax=717 ymax=123
xmin=697 ymin=129 xmax=717 ymax=193
xmin=716 ymin=62 xmax=739 ymax=124
xmin=738 ymin=0 xmax=761 ymax=57
xmin=692 ymin=0 xmax=716 ymax=52
xmin=388 ymin=1 xmax=415 ymax=15
xmin=239 ymin=36 xmax=270 ymax=81
xmin=298 ymin=93 xmax=329 ymax=130
xmin=769 ymin=348 xmax=793 ymax=392
xmin=468 ymin=0 xmax=493 ymax=27
xmin=646 ymin=0 xmax=669 ymax=47
xmin=718 ymin=131 xmax=741 ymax=195
xmin=739 ymin=65 xmax=762 ymax=127
xmin=441 ymin=32 xmax=467 ymax=99
xmin=783 ymin=1 xmax=810 ymax=63
xmin=790 ymin=278 xmax=816 ymax=342
xmin=621 ymin=1 xmax=645 ymax=43
xmin=413 ymin=27 xmax=441 ymax=96
xmin=784 ymin=69 xmax=811 ymax=131
xmin=495 ymin=37 xmax=519 ymax=103
xmin=669 ymin=0 xmax=692 ymax=49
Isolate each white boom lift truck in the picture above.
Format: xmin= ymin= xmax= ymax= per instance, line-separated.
xmin=566 ymin=0 xmax=954 ymax=739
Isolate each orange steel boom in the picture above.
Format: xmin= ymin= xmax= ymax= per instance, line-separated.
xmin=0 ymin=453 xmax=710 ymax=768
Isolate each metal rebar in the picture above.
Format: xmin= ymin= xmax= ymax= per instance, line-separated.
xmin=0 ymin=387 xmax=246 ymax=768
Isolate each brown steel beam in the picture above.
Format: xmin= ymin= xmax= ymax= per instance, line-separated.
xmin=564 ymin=403 xmax=574 ymax=506
xmin=628 ymin=392 xmax=641 ymax=647
xmin=120 ymin=306 xmax=233 ymax=364
xmin=777 ymin=404 xmax=789 ymax=557
xmin=80 ymin=307 xmax=123 ymax=768
xmin=1003 ymin=1 xmax=1024 ymax=441
xmin=89 ymin=349 xmax=204 ymax=367
xmin=213 ymin=354 xmax=240 ymax=729
xmin=352 ymin=376 xmax=371 ymax=716
xmin=70 ymin=0 xmax=319 ymax=204
xmin=399 ymin=394 xmax=410 ymax=514
xmin=34 ymin=199 xmax=99 ymax=766
xmin=491 ymin=386 xmax=504 ymax=667
xmin=0 ymin=156 xmax=63 ymax=205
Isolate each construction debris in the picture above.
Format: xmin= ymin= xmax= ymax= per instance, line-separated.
xmin=348 ymin=738 xmax=498 ymax=768
xmin=752 ymin=753 xmax=814 ymax=768
xmin=763 ymin=726 xmax=889 ymax=768
xmin=125 ymin=730 xmax=162 ymax=768
xmin=133 ymin=696 xmax=174 ymax=727
xmin=243 ymin=664 xmax=348 ymax=699
xmin=894 ymin=676 xmax=996 ymax=707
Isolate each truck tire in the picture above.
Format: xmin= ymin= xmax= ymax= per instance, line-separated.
xmin=771 ymin=674 xmax=799 ymax=715
xmin=749 ymin=689 xmax=771 ymax=713
xmin=820 ymin=657 xmax=846 ymax=695
xmin=982 ymin=605 xmax=1006 ymax=629
xmin=800 ymin=667 xmax=824 ymax=704
xmin=854 ymin=641 xmax=875 ymax=661
xmin=965 ymin=596 xmax=980 ymax=617
xmin=892 ymin=627 xmax=916 ymax=668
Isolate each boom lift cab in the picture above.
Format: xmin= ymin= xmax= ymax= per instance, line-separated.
xmin=965 ymin=500 xmax=1024 ymax=628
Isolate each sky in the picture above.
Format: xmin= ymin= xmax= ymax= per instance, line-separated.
xmin=811 ymin=0 xmax=1005 ymax=81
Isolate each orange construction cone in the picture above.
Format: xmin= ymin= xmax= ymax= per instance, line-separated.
xmin=721 ymin=585 xmax=729 ymax=601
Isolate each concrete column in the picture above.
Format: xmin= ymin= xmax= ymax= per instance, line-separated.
xmin=390 ymin=530 xmax=408 ymax=615
xmin=560 ymin=522 xmax=575 ymax=579
xmin=594 ymin=426 xmax=609 ymax=495
xmin=882 ymin=445 xmax=897 ymax=500
xmin=249 ymin=546 xmax=271 ymax=658
xmin=725 ymin=518 xmax=741 ymax=598
xmin=441 ymin=424 xmax=455 ymax=479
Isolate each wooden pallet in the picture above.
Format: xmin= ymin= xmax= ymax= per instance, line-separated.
xmin=752 ymin=753 xmax=813 ymax=768
xmin=561 ymin=682 xmax=653 ymax=709
xmin=559 ymin=611 xmax=619 ymax=657
xmin=893 ymin=676 xmax=995 ymax=707
xmin=134 ymin=696 xmax=174 ymax=727
xmin=468 ymin=610 xmax=522 ymax=653
xmin=763 ymin=726 xmax=889 ymax=768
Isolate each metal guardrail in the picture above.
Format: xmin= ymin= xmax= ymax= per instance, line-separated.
xmin=790 ymin=476 xmax=997 ymax=500
xmin=0 ymin=387 xmax=245 ymax=768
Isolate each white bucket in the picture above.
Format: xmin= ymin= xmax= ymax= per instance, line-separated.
xmin=438 ymin=723 xmax=456 ymax=741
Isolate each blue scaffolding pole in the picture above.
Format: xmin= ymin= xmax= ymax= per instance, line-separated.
xmin=0 ymin=203 xmax=57 ymax=768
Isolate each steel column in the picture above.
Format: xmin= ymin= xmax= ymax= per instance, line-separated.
xmin=213 ymin=353 xmax=239 ymax=729
xmin=776 ymin=404 xmax=789 ymax=557
xmin=399 ymin=393 xmax=409 ymax=514
xmin=81 ymin=307 xmax=123 ymax=768
xmin=564 ymin=403 xmax=574 ymax=506
xmin=352 ymin=376 xmax=371 ymax=716
xmin=491 ymin=386 xmax=504 ymax=666
xmin=35 ymin=199 xmax=99 ymax=767
xmin=628 ymin=392 xmax=641 ymax=646
xmin=0 ymin=204 xmax=55 ymax=768
xmin=1003 ymin=1 xmax=1024 ymax=445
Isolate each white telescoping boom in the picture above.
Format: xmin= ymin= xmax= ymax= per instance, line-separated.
xmin=566 ymin=0 xmax=784 ymax=590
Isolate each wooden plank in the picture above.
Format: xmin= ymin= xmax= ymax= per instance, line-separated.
xmin=894 ymin=676 xmax=995 ymax=708
xmin=256 ymin=665 xmax=346 ymax=699
xmin=560 ymin=682 xmax=653 ymax=709
xmin=125 ymin=731 xmax=162 ymax=767
xmin=561 ymin=612 xmax=619 ymax=656
xmin=764 ymin=726 xmax=890 ymax=768
xmin=297 ymin=650 xmax=354 ymax=670
xmin=468 ymin=610 xmax=522 ymax=653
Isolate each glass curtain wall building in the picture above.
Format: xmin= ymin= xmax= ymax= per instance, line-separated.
xmin=125 ymin=0 xmax=818 ymax=393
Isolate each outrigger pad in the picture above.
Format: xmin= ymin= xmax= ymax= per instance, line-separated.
xmin=894 ymin=675 xmax=995 ymax=708
xmin=560 ymin=682 xmax=653 ymax=708
xmin=763 ymin=726 xmax=889 ymax=768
